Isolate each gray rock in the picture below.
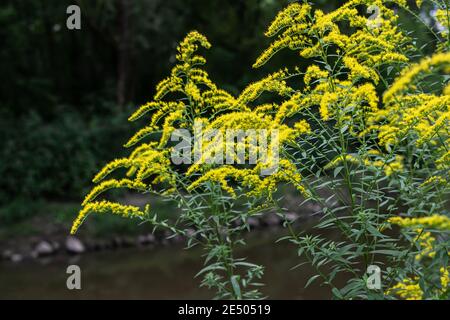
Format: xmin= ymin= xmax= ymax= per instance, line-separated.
xmin=305 ymin=203 xmax=322 ymax=213
xmin=51 ymin=241 xmax=61 ymax=252
xmin=285 ymin=212 xmax=299 ymax=222
xmin=35 ymin=241 xmax=54 ymax=256
xmin=185 ymin=228 xmax=196 ymax=238
xmin=247 ymin=217 xmax=260 ymax=229
xmin=65 ymin=236 xmax=85 ymax=254
xmin=2 ymin=249 xmax=13 ymax=260
xmin=11 ymin=253 xmax=23 ymax=263
xmin=137 ymin=234 xmax=155 ymax=245
xmin=171 ymin=234 xmax=185 ymax=244
xmin=263 ymin=213 xmax=281 ymax=226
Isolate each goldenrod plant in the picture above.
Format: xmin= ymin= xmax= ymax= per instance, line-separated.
xmin=72 ymin=0 xmax=449 ymax=299
xmin=72 ymin=32 xmax=272 ymax=299
xmin=248 ymin=0 xmax=449 ymax=299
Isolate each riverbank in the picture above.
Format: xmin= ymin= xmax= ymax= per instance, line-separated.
xmin=0 ymin=193 xmax=322 ymax=264
xmin=0 ymin=227 xmax=337 ymax=299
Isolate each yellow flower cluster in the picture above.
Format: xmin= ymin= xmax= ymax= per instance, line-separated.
xmin=255 ymin=0 xmax=409 ymax=77
xmin=303 ymin=65 xmax=328 ymax=88
xmin=72 ymin=31 xmax=231 ymax=233
xmin=383 ymin=53 xmax=450 ymax=103
xmin=71 ymin=201 xmax=145 ymax=234
xmin=188 ymin=159 xmax=308 ymax=199
xmin=250 ymin=0 xmax=408 ymax=129
xmin=414 ymin=229 xmax=436 ymax=260
xmin=436 ymin=9 xmax=449 ymax=37
xmin=420 ymin=175 xmax=448 ymax=188
xmin=81 ymin=179 xmax=147 ymax=206
xmin=363 ymin=52 xmax=450 ymax=182
xmin=387 ymin=266 xmax=450 ymax=300
xmin=441 ymin=267 xmax=450 ymax=291
xmin=237 ymin=70 xmax=294 ymax=106
xmin=386 ymin=277 xmax=423 ymax=300
xmin=386 ymin=212 xmax=449 ymax=298
xmin=388 ymin=214 xmax=450 ymax=230
xmin=324 ymin=153 xmax=404 ymax=176
xmin=184 ymin=109 xmax=311 ymax=197
xmin=72 ymin=29 xmax=316 ymax=233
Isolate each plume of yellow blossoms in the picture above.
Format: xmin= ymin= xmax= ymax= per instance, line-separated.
xmin=249 ymin=0 xmax=411 ymax=150
xmin=72 ymin=30 xmax=314 ymax=233
xmin=234 ymin=1 xmax=410 ymax=184
xmin=71 ymin=31 xmax=244 ymax=234
xmin=436 ymin=9 xmax=449 ymax=38
xmin=388 ymin=214 xmax=450 ymax=262
xmin=386 ymin=277 xmax=424 ymax=300
xmin=386 ymin=214 xmax=450 ymax=299
xmin=71 ymin=201 xmax=146 ymax=235
xmin=386 ymin=266 xmax=449 ymax=300
xmin=388 ymin=214 xmax=450 ymax=230
xmin=324 ymin=152 xmax=404 ymax=176
xmin=363 ymin=52 xmax=450 ymax=182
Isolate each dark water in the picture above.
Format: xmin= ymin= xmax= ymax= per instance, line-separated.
xmin=0 ymin=228 xmax=336 ymax=299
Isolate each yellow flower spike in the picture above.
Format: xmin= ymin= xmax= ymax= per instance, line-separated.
xmin=388 ymin=214 xmax=450 ymax=231
xmin=420 ymin=175 xmax=448 ymax=188
xmin=384 ymin=53 xmax=450 ymax=103
xmin=154 ymin=76 xmax=184 ymax=101
xmin=176 ymin=31 xmax=211 ymax=64
xmin=71 ymin=201 xmax=145 ymax=235
xmin=237 ymin=70 xmax=294 ymax=105
xmin=386 ymin=277 xmax=423 ymax=300
xmin=124 ymin=126 xmax=156 ymax=148
xmin=264 ymin=3 xmax=311 ymax=38
xmin=304 ymin=65 xmax=329 ymax=87
xmin=343 ymin=56 xmax=379 ymax=83
xmin=158 ymin=107 xmax=186 ymax=148
xmin=293 ymin=119 xmax=311 ymax=135
xmin=92 ymin=158 xmax=135 ymax=183
xmin=82 ymin=179 xmax=147 ymax=206
xmin=319 ymin=92 xmax=339 ymax=121
xmin=441 ymin=267 xmax=450 ymax=291
xmin=444 ymin=83 xmax=450 ymax=96
xmin=414 ymin=230 xmax=436 ymax=261
xmin=436 ymin=10 xmax=449 ymax=37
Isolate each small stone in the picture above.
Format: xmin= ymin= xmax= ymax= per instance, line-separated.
xmin=65 ymin=236 xmax=85 ymax=254
xmin=185 ymin=228 xmax=196 ymax=238
xmin=51 ymin=241 xmax=61 ymax=252
xmin=2 ymin=249 xmax=13 ymax=260
xmin=171 ymin=234 xmax=185 ymax=244
xmin=137 ymin=235 xmax=147 ymax=245
xmin=137 ymin=234 xmax=155 ymax=246
xmin=146 ymin=234 xmax=155 ymax=243
xmin=11 ymin=253 xmax=23 ymax=263
xmin=285 ymin=212 xmax=299 ymax=222
xmin=263 ymin=213 xmax=281 ymax=226
xmin=164 ymin=230 xmax=173 ymax=238
xmin=247 ymin=217 xmax=260 ymax=229
xmin=35 ymin=241 xmax=54 ymax=256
